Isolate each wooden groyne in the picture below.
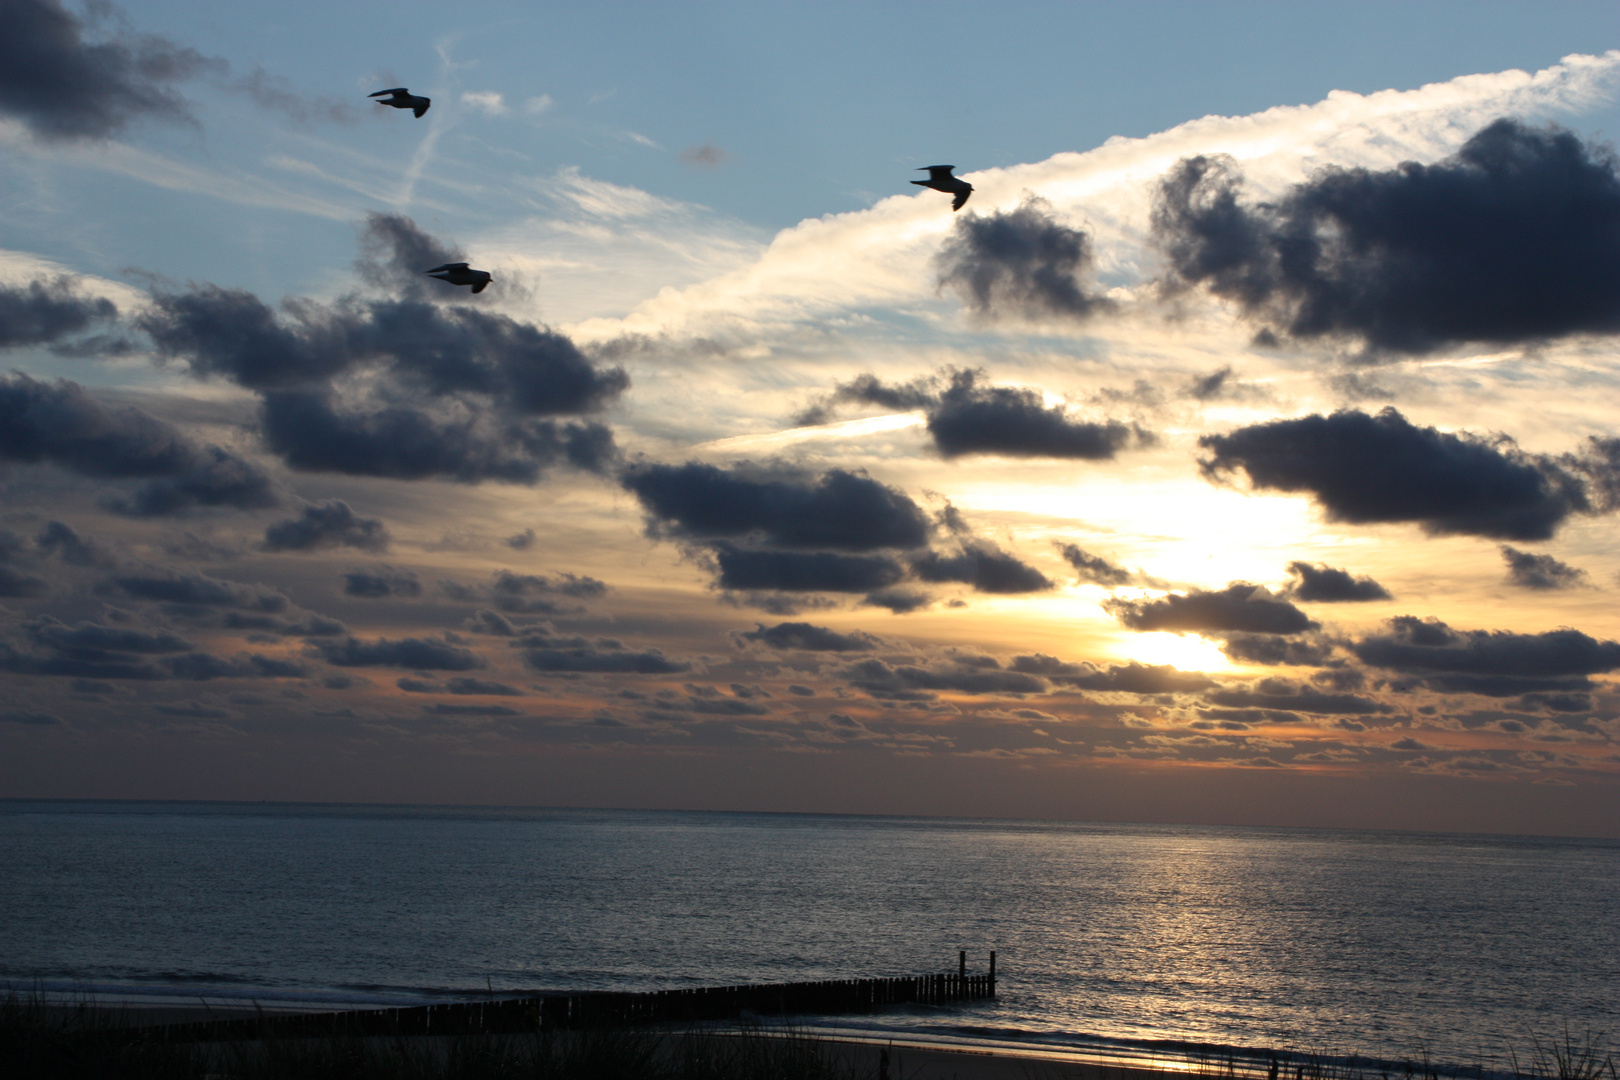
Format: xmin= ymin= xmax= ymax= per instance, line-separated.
xmin=149 ymin=953 xmax=995 ymax=1042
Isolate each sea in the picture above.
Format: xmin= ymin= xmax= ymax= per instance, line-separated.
xmin=2 ymin=801 xmax=1616 ymax=1072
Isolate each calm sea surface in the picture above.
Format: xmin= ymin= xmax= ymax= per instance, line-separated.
xmin=2 ymin=802 xmax=1615 ymax=1068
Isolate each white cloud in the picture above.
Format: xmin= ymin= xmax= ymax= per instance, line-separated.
xmin=524 ymin=95 xmax=554 ymax=115
xmin=460 ymin=91 xmax=507 ymax=116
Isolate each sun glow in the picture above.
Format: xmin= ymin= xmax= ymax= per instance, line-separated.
xmin=1115 ymin=632 xmax=1232 ymax=673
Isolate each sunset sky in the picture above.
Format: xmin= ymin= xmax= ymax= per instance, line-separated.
xmin=4 ymin=1 xmax=1620 ymax=836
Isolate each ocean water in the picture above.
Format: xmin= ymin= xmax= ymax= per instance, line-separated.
xmin=1 ymin=801 xmax=1615 ymax=1069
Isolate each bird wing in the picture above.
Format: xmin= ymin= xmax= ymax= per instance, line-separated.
xmin=471 ymin=280 xmax=489 ymax=294
xmin=425 ymin=263 xmax=468 ymax=273
xmin=370 ymin=88 xmax=408 ymax=98
xmin=413 ymin=98 xmax=430 ymax=118
xmin=927 ymin=166 xmax=956 ymax=181
xmin=952 ymin=188 xmax=971 ymax=211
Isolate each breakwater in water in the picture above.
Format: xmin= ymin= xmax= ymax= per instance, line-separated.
xmin=151 ymin=958 xmax=997 ymax=1042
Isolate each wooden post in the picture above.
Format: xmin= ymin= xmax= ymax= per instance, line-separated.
xmin=959 ymin=950 xmax=966 ymax=979
xmin=989 ymin=950 xmax=996 ymax=993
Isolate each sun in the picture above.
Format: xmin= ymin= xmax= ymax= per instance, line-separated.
xmin=1115 ymin=631 xmax=1232 ymax=673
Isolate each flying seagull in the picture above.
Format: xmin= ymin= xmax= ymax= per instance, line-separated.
xmin=370 ymin=87 xmax=431 ymax=118
xmin=913 ymin=165 xmax=973 ymax=211
xmin=424 ymin=262 xmax=492 ymax=294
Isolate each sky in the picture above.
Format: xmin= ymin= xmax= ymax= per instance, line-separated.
xmin=3 ymin=0 xmax=1620 ymax=836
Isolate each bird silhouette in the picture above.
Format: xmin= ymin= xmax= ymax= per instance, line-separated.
xmin=424 ymin=262 xmax=492 ymax=294
xmin=912 ymin=165 xmax=973 ymax=210
xmin=370 ymin=88 xmax=431 ymax=118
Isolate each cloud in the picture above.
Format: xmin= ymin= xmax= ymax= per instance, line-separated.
xmin=740 ymin=622 xmax=880 ymax=652
xmin=622 ymin=462 xmax=931 ymax=551
xmin=680 ymin=144 xmax=727 ymax=169
xmin=1009 ymin=654 xmax=1215 ymax=693
xmin=1152 ymin=119 xmax=1620 ymax=353
xmin=353 ymin=213 xmax=466 ymax=303
xmin=0 ymin=276 xmax=118 ymax=348
xmin=0 ymin=530 xmax=48 ymax=597
xmin=911 ymin=542 xmax=1053 ymax=594
xmin=1352 ymin=616 xmax=1620 ymax=696
xmin=521 ymin=645 xmax=688 ymax=674
xmin=34 ymin=521 xmax=108 ymax=567
xmin=1058 ymin=544 xmax=1134 ymax=587
xmin=441 ymin=569 xmax=607 ymax=614
xmin=0 ymin=710 xmax=56 ymax=725
xmin=844 ymin=657 xmax=1045 ymax=700
xmin=505 ymin=529 xmax=536 ymax=550
xmin=110 ymin=569 xmax=288 ymax=613
xmin=136 ymin=221 xmax=628 ymax=486
xmin=1285 ymin=561 xmax=1392 ymax=602
xmin=713 ymin=545 xmax=907 ymax=593
xmin=262 ymin=501 xmax=389 ymax=553
xmin=1 ymin=374 xmax=278 ymax=515
xmin=460 ymin=91 xmax=507 ymax=116
xmin=1199 ymin=408 xmax=1590 ymax=541
xmin=1204 ymin=678 xmax=1392 ymax=716
xmin=925 ymin=370 xmax=1148 ymax=461
xmin=1105 ymin=584 xmax=1317 ymax=636
xmin=0 ymin=0 xmax=218 ymax=140
xmin=1220 ymin=634 xmax=1340 ymax=667
xmin=805 ymin=369 xmax=1149 ymax=461
xmin=315 ymin=636 xmax=485 ymax=671
xmin=937 ymin=197 xmax=1112 ymax=322
xmin=1500 ymin=546 xmax=1588 ymax=590
xmin=343 ymin=565 xmax=421 ymax=598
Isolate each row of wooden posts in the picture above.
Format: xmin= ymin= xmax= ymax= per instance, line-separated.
xmin=150 ymin=953 xmax=995 ymax=1042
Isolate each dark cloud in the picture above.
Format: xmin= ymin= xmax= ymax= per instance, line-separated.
xmin=260 ymin=390 xmax=618 ymax=484
xmin=505 ymin=528 xmax=536 ymax=550
xmin=486 ymin=569 xmax=606 ymax=612
xmin=1205 ymin=677 xmax=1392 ymax=716
xmin=26 ymin=615 xmax=191 ymax=656
xmin=926 ymin=370 xmax=1148 ymax=461
xmin=937 ymin=197 xmax=1113 ymax=322
xmin=136 ymin=249 xmax=627 ymax=486
xmin=845 ymin=658 xmax=1045 ymax=700
xmin=0 ymin=374 xmax=277 ymax=515
xmin=911 ymin=542 xmax=1052 ymax=594
xmin=1153 ymin=119 xmax=1620 ymax=353
xmin=0 ymin=710 xmax=57 ymax=725
xmin=423 ymin=703 xmax=523 ymax=718
xmin=343 ymin=565 xmax=421 ymax=598
xmin=623 ymin=462 xmax=930 ymax=551
xmin=443 ymin=677 xmax=525 ymax=697
xmin=263 ymin=501 xmax=389 ymax=553
xmin=1220 ymin=633 xmax=1340 ymax=667
xmin=315 ymin=635 xmax=484 ymax=671
xmin=0 ymin=0 xmax=217 ymax=140
xmin=1010 ymin=654 xmax=1216 ymax=693
xmin=1105 ymin=584 xmax=1316 ymax=636
xmin=1199 ymin=408 xmax=1589 ymax=541
xmin=110 ymin=569 xmax=289 ymax=613
xmin=1058 ymin=544 xmax=1134 ymax=587
xmin=354 ymin=213 xmax=465 ymax=302
xmin=34 ymin=521 xmax=106 ymax=567
xmin=0 ymin=558 xmax=48 ymax=598
xmin=2 ymin=615 xmax=304 ymax=682
xmin=740 ymin=622 xmax=880 ymax=652
xmin=861 ymin=589 xmax=932 ymax=614
xmin=1500 ymin=546 xmax=1588 ymax=590
xmin=714 ymin=545 xmax=907 ymax=593
xmin=804 ymin=369 xmax=1148 ymax=461
xmin=680 ymin=144 xmax=727 ymax=169
xmin=1353 ymin=616 xmax=1620 ymax=697
xmin=1285 ymin=561 xmax=1392 ymax=602
xmin=0 ymin=277 xmax=118 ymax=348
xmin=521 ymin=645 xmax=688 ymax=674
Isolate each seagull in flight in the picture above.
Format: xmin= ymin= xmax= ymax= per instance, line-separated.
xmin=370 ymin=87 xmax=431 ymax=118
xmin=425 ymin=263 xmax=493 ymax=294
xmin=912 ymin=165 xmax=973 ymax=211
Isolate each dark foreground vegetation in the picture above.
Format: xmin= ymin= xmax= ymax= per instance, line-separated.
xmin=2 ymin=993 xmax=1615 ymax=1080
